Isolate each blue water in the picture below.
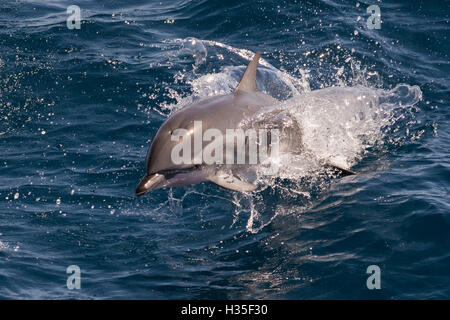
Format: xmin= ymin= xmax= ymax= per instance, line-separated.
xmin=0 ymin=0 xmax=449 ymax=299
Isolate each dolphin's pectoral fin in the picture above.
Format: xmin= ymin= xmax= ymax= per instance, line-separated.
xmin=326 ymin=163 xmax=357 ymax=176
xmin=234 ymin=52 xmax=261 ymax=94
xmin=208 ymin=171 xmax=258 ymax=192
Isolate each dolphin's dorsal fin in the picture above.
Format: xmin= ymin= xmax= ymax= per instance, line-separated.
xmin=234 ymin=52 xmax=261 ymax=94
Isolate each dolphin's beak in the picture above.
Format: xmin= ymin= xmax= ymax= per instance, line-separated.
xmin=135 ymin=173 xmax=166 ymax=196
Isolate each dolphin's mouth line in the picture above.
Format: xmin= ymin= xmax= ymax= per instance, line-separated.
xmin=155 ymin=165 xmax=202 ymax=180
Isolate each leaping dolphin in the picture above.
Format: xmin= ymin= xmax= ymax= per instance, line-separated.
xmin=136 ymin=53 xmax=354 ymax=196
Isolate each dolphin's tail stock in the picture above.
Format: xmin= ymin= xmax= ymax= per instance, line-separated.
xmin=326 ymin=163 xmax=357 ymax=176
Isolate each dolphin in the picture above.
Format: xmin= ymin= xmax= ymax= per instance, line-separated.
xmin=136 ymin=53 xmax=354 ymax=196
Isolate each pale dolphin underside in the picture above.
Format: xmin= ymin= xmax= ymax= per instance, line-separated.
xmin=136 ymin=53 xmax=355 ymax=196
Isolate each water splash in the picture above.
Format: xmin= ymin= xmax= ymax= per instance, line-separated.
xmin=147 ymin=39 xmax=422 ymax=233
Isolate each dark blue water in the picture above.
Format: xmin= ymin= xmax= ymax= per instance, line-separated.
xmin=0 ymin=0 xmax=449 ymax=299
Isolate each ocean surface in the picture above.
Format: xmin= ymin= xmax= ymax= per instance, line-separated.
xmin=0 ymin=0 xmax=448 ymax=299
